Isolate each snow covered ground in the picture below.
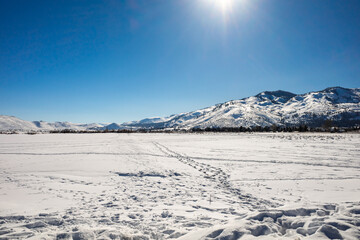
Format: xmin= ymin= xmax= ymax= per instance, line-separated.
xmin=0 ymin=133 xmax=359 ymax=239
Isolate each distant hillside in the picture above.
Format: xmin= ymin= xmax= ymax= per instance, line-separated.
xmin=0 ymin=115 xmax=106 ymax=132
xmin=1 ymin=87 xmax=359 ymax=132
xmin=120 ymin=87 xmax=360 ymax=129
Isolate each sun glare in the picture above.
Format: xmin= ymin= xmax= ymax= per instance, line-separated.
xmin=213 ymin=0 xmax=234 ymax=13
xmin=204 ymin=0 xmax=248 ymax=21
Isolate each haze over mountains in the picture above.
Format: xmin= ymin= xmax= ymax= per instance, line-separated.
xmin=1 ymin=87 xmax=359 ymax=132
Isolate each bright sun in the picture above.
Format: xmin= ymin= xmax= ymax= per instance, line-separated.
xmin=201 ymin=0 xmax=249 ymax=23
xmin=212 ymin=0 xmax=234 ymax=13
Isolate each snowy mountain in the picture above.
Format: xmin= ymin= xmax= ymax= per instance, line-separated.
xmin=1 ymin=87 xmax=359 ymax=132
xmin=120 ymin=87 xmax=360 ymax=129
xmin=0 ymin=115 xmax=106 ymax=132
xmin=0 ymin=115 xmax=39 ymax=131
xmin=102 ymin=123 xmax=123 ymax=130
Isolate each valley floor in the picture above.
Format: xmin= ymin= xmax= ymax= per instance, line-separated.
xmin=0 ymin=133 xmax=359 ymax=239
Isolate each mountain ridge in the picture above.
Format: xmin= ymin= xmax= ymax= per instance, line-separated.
xmin=120 ymin=86 xmax=360 ymax=130
xmin=1 ymin=87 xmax=359 ymax=132
xmin=0 ymin=115 xmax=106 ymax=132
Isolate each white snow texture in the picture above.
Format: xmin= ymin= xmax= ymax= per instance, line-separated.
xmin=0 ymin=133 xmax=359 ymax=239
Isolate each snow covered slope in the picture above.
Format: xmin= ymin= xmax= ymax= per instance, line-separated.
xmin=0 ymin=116 xmax=106 ymax=132
xmin=121 ymin=87 xmax=360 ymax=129
xmin=1 ymin=87 xmax=359 ymax=131
xmin=0 ymin=115 xmax=39 ymax=131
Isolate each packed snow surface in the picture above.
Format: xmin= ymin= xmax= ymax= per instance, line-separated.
xmin=0 ymin=133 xmax=359 ymax=239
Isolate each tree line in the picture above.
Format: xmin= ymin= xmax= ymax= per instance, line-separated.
xmin=1 ymin=120 xmax=359 ymax=134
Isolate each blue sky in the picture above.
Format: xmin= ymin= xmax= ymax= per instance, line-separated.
xmin=1 ymin=0 xmax=359 ymax=123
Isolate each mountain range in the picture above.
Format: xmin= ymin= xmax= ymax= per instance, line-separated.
xmin=0 ymin=116 xmax=107 ymax=132
xmin=1 ymin=87 xmax=359 ymax=132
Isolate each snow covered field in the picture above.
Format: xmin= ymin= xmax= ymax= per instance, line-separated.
xmin=0 ymin=133 xmax=359 ymax=239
